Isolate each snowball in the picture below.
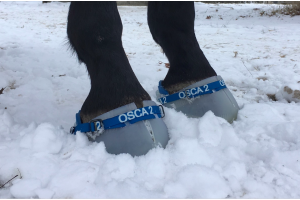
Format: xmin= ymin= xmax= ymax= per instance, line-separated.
xmin=32 ymin=123 xmax=63 ymax=154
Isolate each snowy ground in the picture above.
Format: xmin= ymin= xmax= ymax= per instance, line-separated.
xmin=1 ymin=1 xmax=300 ymax=198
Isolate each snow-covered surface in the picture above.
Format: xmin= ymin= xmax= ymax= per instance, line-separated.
xmin=1 ymin=1 xmax=300 ymax=198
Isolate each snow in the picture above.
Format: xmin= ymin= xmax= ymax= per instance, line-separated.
xmin=1 ymin=1 xmax=300 ymax=198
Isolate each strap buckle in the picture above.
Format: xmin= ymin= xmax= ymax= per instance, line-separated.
xmin=70 ymin=126 xmax=75 ymax=134
xmin=159 ymin=105 xmax=165 ymax=118
xmin=85 ymin=119 xmax=105 ymax=140
xmin=90 ymin=118 xmax=105 ymax=134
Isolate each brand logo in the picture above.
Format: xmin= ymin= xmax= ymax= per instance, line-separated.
xmin=179 ymin=85 xmax=210 ymax=98
xmin=118 ymin=106 xmax=154 ymax=123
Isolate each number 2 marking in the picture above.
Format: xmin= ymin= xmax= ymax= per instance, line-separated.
xmin=148 ymin=106 xmax=153 ymax=114
xmin=161 ymin=97 xmax=167 ymax=104
xmin=204 ymin=85 xmax=209 ymax=92
xmin=95 ymin=121 xmax=101 ymax=130
xmin=219 ymin=80 xmax=225 ymax=86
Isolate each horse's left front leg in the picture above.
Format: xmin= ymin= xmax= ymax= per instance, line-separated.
xmin=148 ymin=2 xmax=239 ymax=123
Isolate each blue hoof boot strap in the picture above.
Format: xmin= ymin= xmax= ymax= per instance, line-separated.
xmin=70 ymin=100 xmax=169 ymax=156
xmin=157 ymin=75 xmax=239 ymax=123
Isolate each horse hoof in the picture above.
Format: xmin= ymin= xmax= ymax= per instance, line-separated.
xmin=71 ymin=100 xmax=169 ymax=156
xmin=156 ymin=75 xmax=239 ymax=123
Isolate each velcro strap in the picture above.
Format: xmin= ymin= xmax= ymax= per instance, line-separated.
xmin=158 ymin=80 xmax=227 ymax=105
xmin=72 ymin=105 xmax=163 ymax=134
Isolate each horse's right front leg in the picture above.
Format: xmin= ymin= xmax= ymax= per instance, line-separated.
xmin=67 ymin=2 xmax=169 ymax=156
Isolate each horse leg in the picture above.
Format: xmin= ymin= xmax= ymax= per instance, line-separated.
xmin=67 ymin=2 xmax=151 ymax=123
xmin=67 ymin=2 xmax=169 ymax=156
xmin=148 ymin=2 xmax=239 ymax=122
